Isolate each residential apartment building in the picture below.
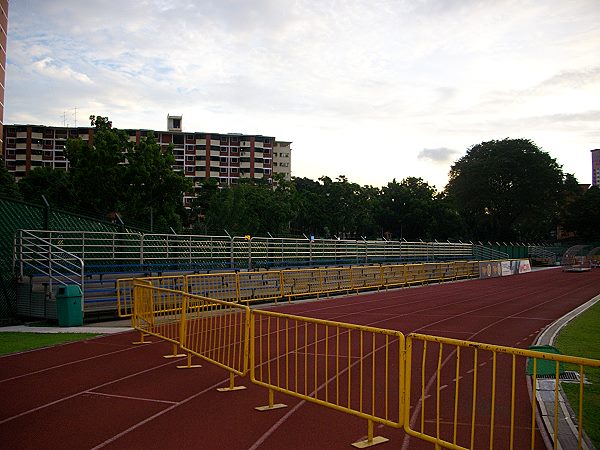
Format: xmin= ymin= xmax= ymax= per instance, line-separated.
xmin=2 ymin=120 xmax=292 ymax=206
xmin=273 ymin=141 xmax=292 ymax=182
xmin=0 ymin=1 xmax=8 ymax=149
xmin=592 ymin=148 xmax=600 ymax=187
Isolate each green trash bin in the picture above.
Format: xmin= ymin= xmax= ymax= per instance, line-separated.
xmin=526 ymin=345 xmax=565 ymax=376
xmin=56 ymin=285 xmax=83 ymax=327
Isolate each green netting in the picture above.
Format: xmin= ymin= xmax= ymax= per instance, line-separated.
xmin=0 ymin=195 xmax=149 ymax=321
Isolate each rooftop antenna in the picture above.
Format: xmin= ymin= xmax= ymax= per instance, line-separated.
xmin=72 ymin=107 xmax=78 ymax=127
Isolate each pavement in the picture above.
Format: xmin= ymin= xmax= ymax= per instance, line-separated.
xmin=0 ymin=318 xmax=133 ymax=334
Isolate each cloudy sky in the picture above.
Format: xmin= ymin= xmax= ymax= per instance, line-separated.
xmin=6 ymin=0 xmax=600 ymax=190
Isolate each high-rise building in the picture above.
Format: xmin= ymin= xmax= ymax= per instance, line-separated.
xmin=592 ymin=149 xmax=600 ymax=187
xmin=2 ymin=122 xmax=292 ymax=206
xmin=0 ymin=1 xmax=8 ymax=151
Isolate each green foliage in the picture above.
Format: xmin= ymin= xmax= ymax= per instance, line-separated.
xmin=11 ymin=125 xmax=580 ymax=242
xmin=378 ymin=177 xmax=463 ymax=240
xmin=445 ymin=138 xmax=568 ymax=241
xmin=17 ymin=167 xmax=74 ymax=205
xmin=0 ymin=157 xmax=20 ymax=198
xmin=65 ymin=115 xmax=129 ymax=214
xmin=562 ymin=186 xmax=600 ymax=240
xmin=202 ymin=180 xmax=293 ymax=236
xmin=122 ymin=132 xmax=192 ymax=232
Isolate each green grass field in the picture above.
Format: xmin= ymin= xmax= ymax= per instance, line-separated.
xmin=0 ymin=332 xmax=99 ymax=356
xmin=555 ymin=299 xmax=600 ymax=448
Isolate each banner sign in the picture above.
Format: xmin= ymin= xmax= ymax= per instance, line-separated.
xmin=482 ymin=259 xmax=532 ymax=278
xmin=518 ymin=259 xmax=532 ymax=274
xmin=479 ymin=261 xmax=502 ymax=278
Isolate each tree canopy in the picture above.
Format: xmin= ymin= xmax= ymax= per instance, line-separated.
xmin=7 ymin=122 xmax=594 ymax=243
xmin=0 ymin=157 xmax=20 ymax=198
xmin=445 ymin=138 xmax=572 ymax=241
xmin=562 ymin=186 xmax=600 ymax=241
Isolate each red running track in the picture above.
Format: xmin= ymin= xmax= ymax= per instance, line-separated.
xmin=1 ymin=268 xmax=599 ymax=449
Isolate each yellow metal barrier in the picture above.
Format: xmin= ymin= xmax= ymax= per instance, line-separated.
xmin=250 ymin=309 xmax=405 ymax=448
xmin=350 ymin=265 xmax=384 ymax=292
xmin=179 ymin=290 xmax=251 ymax=390
xmin=186 ymin=272 xmax=239 ymax=302
xmin=404 ymin=333 xmax=600 ymax=450
xmin=132 ymin=282 xmax=186 ymax=357
xmin=120 ymin=261 xmax=485 ymax=318
xmin=237 ymin=271 xmax=284 ymax=304
xmin=118 ymin=275 xmax=186 ymax=318
xmin=281 ymin=268 xmax=322 ymax=299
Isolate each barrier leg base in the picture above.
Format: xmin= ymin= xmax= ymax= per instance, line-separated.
xmin=176 ymin=354 xmax=202 ymax=369
xmin=216 ymin=373 xmax=246 ymax=392
xmin=217 ymin=385 xmax=247 ymax=392
xmin=352 ymin=420 xmax=388 ymax=448
xmin=163 ymin=344 xmax=186 ymax=358
xmin=255 ymin=389 xmax=287 ymax=411
xmin=255 ymin=403 xmax=287 ymax=411
xmin=351 ymin=436 xmax=389 ymax=448
xmin=132 ymin=333 xmax=152 ymax=345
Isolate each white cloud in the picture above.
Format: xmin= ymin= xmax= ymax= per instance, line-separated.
xmin=418 ymin=148 xmax=461 ymax=164
xmin=5 ymin=0 xmax=600 ymax=188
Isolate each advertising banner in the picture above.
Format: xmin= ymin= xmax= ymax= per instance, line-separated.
xmin=479 ymin=261 xmax=502 ymax=279
xmin=518 ymin=259 xmax=532 ymax=274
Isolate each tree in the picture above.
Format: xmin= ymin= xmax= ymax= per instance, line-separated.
xmin=378 ymin=177 xmax=460 ymax=240
xmin=445 ymin=139 xmax=569 ymax=241
xmin=204 ymin=181 xmax=293 ymax=236
xmin=123 ymin=131 xmax=192 ymax=232
xmin=17 ymin=167 xmax=74 ymax=206
xmin=0 ymin=157 xmax=20 ymax=199
xmin=562 ymin=186 xmax=600 ymax=240
xmin=65 ymin=115 xmax=129 ymax=214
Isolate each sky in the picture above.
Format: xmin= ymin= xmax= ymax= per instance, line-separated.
xmin=5 ymin=0 xmax=600 ymax=190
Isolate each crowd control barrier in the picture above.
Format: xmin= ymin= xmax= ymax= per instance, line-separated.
xmin=129 ymin=266 xmax=599 ymax=449
xmin=403 ymin=333 xmax=600 ymax=450
xmin=120 ymin=260 xmax=481 ymax=318
xmin=250 ymin=310 xmax=405 ymax=447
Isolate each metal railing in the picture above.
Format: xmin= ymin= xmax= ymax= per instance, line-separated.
xmin=14 ymin=230 xmax=84 ymax=299
xmin=404 ymin=333 xmax=600 ymax=450
xmin=251 ymin=309 xmax=405 ymax=447
xmin=15 ymin=229 xmax=502 ymax=274
xmin=119 ymin=261 xmax=481 ymax=318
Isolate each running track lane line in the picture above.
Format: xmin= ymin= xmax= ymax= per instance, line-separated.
xmin=90 ymin=376 xmax=233 ymax=449
xmin=0 ymin=359 xmax=178 ymax=425
xmin=0 ymin=341 xmax=159 ymax=384
xmin=399 ymin=275 xmax=600 ymax=450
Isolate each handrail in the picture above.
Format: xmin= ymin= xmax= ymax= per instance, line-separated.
xmin=16 ymin=229 xmax=85 ymax=300
xmin=16 ymin=229 xmax=479 ymax=272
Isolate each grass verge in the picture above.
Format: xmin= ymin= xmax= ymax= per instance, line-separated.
xmin=0 ymin=332 xmax=99 ymax=356
xmin=554 ymin=299 xmax=600 ymax=448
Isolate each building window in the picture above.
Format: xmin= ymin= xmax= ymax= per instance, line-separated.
xmin=186 ymin=167 xmax=195 ymax=173
xmin=220 ymin=167 xmax=227 ymax=173
xmin=231 ymin=147 xmax=239 ymax=153
xmin=220 ymin=157 xmax=227 ymax=163
xmin=231 ymin=167 xmax=238 ymax=173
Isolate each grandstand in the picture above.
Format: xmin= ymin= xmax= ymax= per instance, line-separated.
xmin=0 ymin=195 xmax=567 ymax=323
